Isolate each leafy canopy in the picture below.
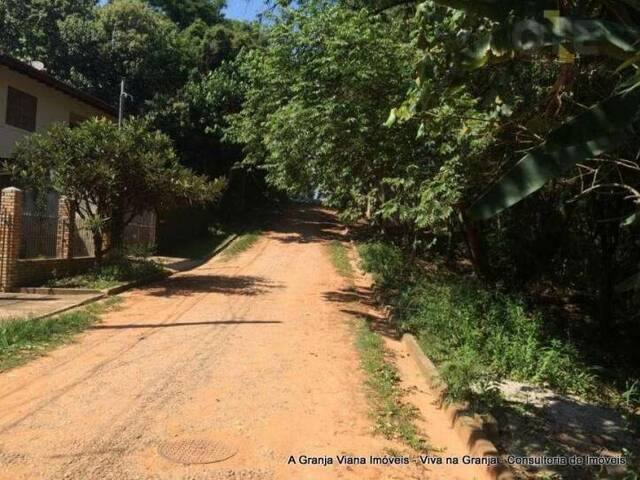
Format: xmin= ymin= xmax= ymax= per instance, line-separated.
xmin=9 ymin=118 xmax=225 ymax=257
xmin=148 ymin=0 xmax=226 ymax=28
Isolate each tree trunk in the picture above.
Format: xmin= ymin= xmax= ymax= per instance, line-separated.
xmin=457 ymin=204 xmax=488 ymax=278
xmin=93 ymin=232 xmax=104 ymax=263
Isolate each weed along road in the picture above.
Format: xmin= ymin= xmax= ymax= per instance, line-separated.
xmin=0 ymin=206 xmax=486 ymax=480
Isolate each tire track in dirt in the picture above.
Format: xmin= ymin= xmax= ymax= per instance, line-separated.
xmin=0 ymin=238 xmax=273 ymax=418
xmin=0 ymin=238 xmax=267 ymax=431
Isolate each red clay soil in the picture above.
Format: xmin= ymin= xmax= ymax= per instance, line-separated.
xmin=0 ymin=206 xmax=487 ymax=480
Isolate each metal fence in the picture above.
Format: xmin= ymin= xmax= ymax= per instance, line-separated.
xmin=124 ymin=220 xmax=155 ymax=247
xmin=73 ymin=219 xmax=96 ymax=258
xmin=17 ymin=203 xmax=156 ymax=260
xmin=20 ymin=212 xmax=59 ymax=259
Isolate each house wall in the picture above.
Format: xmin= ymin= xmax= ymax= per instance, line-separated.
xmin=0 ymin=65 xmax=113 ymax=159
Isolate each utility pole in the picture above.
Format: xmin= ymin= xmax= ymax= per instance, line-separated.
xmin=118 ymin=79 xmax=132 ymax=128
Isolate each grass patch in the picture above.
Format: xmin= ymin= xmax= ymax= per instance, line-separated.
xmin=358 ymin=241 xmax=600 ymax=406
xmin=328 ymin=240 xmax=354 ymax=279
xmin=46 ymin=258 xmax=167 ymax=290
xmin=356 ymin=319 xmax=428 ymax=451
xmin=0 ymin=297 xmax=121 ymax=372
xmin=222 ymin=231 xmax=261 ymax=259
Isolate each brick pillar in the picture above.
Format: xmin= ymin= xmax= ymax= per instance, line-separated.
xmin=56 ymin=196 xmax=74 ymax=259
xmin=0 ymin=187 xmax=23 ymax=292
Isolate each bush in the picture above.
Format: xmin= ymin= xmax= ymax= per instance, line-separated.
xmin=47 ymin=258 xmax=166 ymax=290
xmin=358 ymin=242 xmax=408 ymax=290
xmin=359 ymin=241 xmax=597 ymax=404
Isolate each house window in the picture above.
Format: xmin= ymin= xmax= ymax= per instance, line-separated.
xmin=6 ymin=87 xmax=37 ymax=132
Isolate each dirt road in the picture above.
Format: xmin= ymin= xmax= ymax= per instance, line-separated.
xmin=0 ymin=206 xmax=486 ymax=480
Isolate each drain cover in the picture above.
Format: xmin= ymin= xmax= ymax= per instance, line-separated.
xmin=158 ymin=439 xmax=238 ymax=465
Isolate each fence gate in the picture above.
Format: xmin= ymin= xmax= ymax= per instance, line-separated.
xmin=0 ymin=211 xmax=13 ymax=286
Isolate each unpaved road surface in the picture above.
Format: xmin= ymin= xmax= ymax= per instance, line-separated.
xmin=0 ymin=206 xmax=485 ymax=480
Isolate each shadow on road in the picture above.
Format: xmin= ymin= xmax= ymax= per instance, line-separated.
xmin=266 ymin=206 xmax=348 ymax=244
xmin=90 ymin=320 xmax=282 ymax=330
xmin=140 ymin=274 xmax=278 ymax=298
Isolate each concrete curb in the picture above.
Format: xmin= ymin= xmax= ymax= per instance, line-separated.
xmin=164 ymin=233 xmax=239 ymax=274
xmin=29 ymin=293 xmax=106 ymax=321
xmin=402 ymin=334 xmax=513 ymax=480
xmin=27 ymin=234 xmax=241 ymax=321
xmin=344 ymin=236 xmax=511 ymax=480
xmin=19 ymin=287 xmax=102 ymax=295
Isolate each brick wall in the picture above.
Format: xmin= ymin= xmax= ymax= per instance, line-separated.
xmin=0 ymin=187 xmax=22 ymax=291
xmin=1 ymin=186 xmax=157 ymax=291
xmin=16 ymin=257 xmax=95 ymax=287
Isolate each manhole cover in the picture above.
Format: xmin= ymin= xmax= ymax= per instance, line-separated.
xmin=158 ymin=439 xmax=238 ymax=465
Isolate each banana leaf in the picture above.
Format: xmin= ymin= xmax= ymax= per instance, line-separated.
xmin=433 ymin=0 xmax=551 ymax=21
xmin=616 ymin=271 xmax=640 ymax=293
xmin=468 ymin=89 xmax=640 ymax=220
xmin=461 ymin=18 xmax=640 ymax=70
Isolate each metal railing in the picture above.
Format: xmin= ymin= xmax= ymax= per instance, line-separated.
xmin=16 ymin=208 xmax=155 ymax=260
xmin=20 ymin=212 xmax=59 ymax=259
xmin=73 ymin=220 xmax=96 ymax=258
xmin=124 ymin=220 xmax=155 ymax=247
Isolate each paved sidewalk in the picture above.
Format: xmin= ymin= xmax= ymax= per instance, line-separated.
xmin=0 ymin=292 xmax=101 ymax=321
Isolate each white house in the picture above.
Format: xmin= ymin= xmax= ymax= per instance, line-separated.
xmin=0 ymin=53 xmax=116 ymax=187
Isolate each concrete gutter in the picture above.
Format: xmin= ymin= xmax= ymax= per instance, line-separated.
xmin=344 ymin=233 xmax=512 ymax=480
xmin=20 ymin=293 xmax=106 ymax=322
xmin=402 ymin=333 xmax=513 ymax=480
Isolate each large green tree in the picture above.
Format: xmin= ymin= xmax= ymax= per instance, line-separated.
xmin=9 ymin=119 xmax=225 ymax=258
xmin=231 ymin=2 xmax=484 ymax=236
xmin=0 ymin=0 xmax=96 ymax=65
xmin=230 ymin=1 xmax=491 ymax=244
xmin=60 ymin=0 xmax=187 ymax=110
xmin=148 ymin=0 xmax=225 ymax=28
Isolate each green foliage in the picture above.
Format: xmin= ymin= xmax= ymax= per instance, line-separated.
xmin=9 ymin=118 xmax=225 ymax=258
xmin=47 ymin=258 xmax=166 ymax=290
xmin=359 ymin=242 xmax=598 ymax=404
xmin=328 ymin=241 xmax=354 ymax=279
xmin=356 ymin=319 xmax=428 ymax=451
xmin=180 ymin=19 xmax=260 ymax=72
xmin=229 ymin=2 xmax=472 ymax=237
xmin=0 ymin=0 xmax=189 ymax=109
xmin=357 ymin=242 xmax=407 ymax=290
xmin=146 ymin=62 xmax=245 ymax=175
xmin=0 ymin=0 xmax=97 ymax=67
xmin=0 ymin=298 xmax=121 ymax=371
xmin=397 ymin=1 xmax=640 ymax=221
xmin=147 ymin=0 xmax=225 ymax=28
xmin=64 ymin=0 xmax=188 ymax=109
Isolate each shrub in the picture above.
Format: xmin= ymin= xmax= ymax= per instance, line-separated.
xmin=47 ymin=258 xmax=166 ymax=290
xmin=359 ymin=241 xmax=597 ymax=404
xmin=358 ymin=242 xmax=408 ymax=290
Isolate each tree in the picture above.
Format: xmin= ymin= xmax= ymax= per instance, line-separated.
xmin=147 ymin=0 xmax=225 ymax=28
xmin=229 ymin=2 xmax=490 ymax=246
xmin=63 ymin=0 xmax=188 ymax=110
xmin=146 ymin=62 xmax=245 ymax=176
xmin=0 ymin=0 xmax=188 ymax=110
xmin=394 ymin=1 xmax=640 ymax=224
xmin=179 ymin=19 xmax=261 ymax=72
xmin=9 ymin=118 xmax=226 ymax=259
xmin=0 ymin=0 xmax=96 ymax=66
